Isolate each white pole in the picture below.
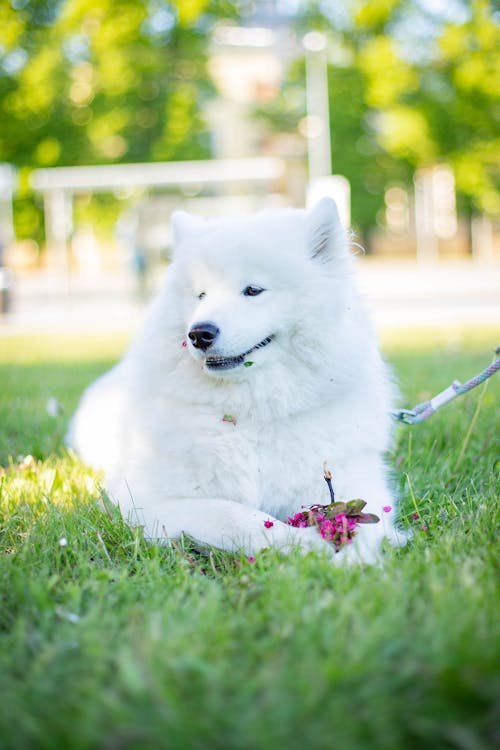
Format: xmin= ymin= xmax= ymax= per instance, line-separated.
xmin=414 ymin=169 xmax=439 ymax=263
xmin=44 ymin=189 xmax=72 ymax=271
xmin=303 ymin=32 xmax=332 ymax=181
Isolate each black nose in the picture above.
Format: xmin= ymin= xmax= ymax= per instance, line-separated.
xmin=188 ymin=322 xmax=220 ymax=351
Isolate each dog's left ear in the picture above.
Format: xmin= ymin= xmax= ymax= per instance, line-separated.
xmin=306 ymin=197 xmax=345 ymax=263
xmin=171 ymin=210 xmax=206 ymax=245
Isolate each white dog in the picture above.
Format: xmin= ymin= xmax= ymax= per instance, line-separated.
xmin=69 ymin=198 xmax=401 ymax=563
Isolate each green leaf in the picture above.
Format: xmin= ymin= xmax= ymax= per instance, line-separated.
xmin=325 ymin=502 xmax=348 ymax=517
xmin=345 ymin=499 xmax=367 ymax=514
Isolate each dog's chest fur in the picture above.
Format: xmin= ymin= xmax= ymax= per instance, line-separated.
xmin=134 ymin=396 xmax=346 ymax=520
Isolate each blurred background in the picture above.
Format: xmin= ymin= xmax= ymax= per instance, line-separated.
xmin=0 ymin=0 xmax=499 ymax=333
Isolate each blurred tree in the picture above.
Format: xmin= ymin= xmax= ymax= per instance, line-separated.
xmin=0 ymin=0 xmax=238 ymax=242
xmin=258 ymin=0 xmax=499 ymax=235
xmin=359 ymin=0 xmax=500 ymax=217
xmin=1 ymin=0 xmax=499 ymax=246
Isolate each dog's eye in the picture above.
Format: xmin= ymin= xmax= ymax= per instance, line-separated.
xmin=197 ymin=291 xmax=206 ymax=300
xmin=242 ymin=286 xmax=265 ymax=297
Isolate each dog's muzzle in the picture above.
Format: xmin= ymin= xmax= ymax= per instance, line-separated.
xmin=187 ymin=320 xmax=274 ymax=371
xmin=205 ymin=335 xmax=274 ymax=371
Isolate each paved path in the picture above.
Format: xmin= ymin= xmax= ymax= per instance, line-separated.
xmin=357 ymin=260 xmax=500 ymax=330
xmin=0 ymin=260 xmax=499 ymax=335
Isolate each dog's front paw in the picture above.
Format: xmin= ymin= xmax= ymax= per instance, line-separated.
xmin=332 ymin=523 xmax=411 ymax=566
xmin=331 ymin=523 xmax=388 ymax=566
xmin=287 ymin=525 xmax=336 ymax=558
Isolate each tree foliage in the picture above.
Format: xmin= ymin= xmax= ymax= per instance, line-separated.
xmin=360 ymin=0 xmax=500 ymax=217
xmin=261 ymin=0 xmax=500 ymax=231
xmin=0 ymin=0 xmax=237 ymax=240
xmin=0 ymin=0 xmax=232 ymax=168
xmin=0 ymin=0 xmax=498 ymax=243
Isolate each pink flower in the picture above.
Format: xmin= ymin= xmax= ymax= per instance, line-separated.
xmin=412 ymin=512 xmax=420 ymax=520
xmin=285 ymin=497 xmax=375 ymax=553
xmin=182 ymin=340 xmax=187 ymax=348
xmin=346 ymin=517 xmax=358 ymax=532
xmin=383 ymin=505 xmax=392 ymax=513
xmin=319 ymin=519 xmax=336 ymax=541
xmin=287 ymin=512 xmax=308 ymax=528
xmin=264 ymin=519 xmax=274 ymax=529
xmin=248 ymin=556 xmax=256 ymax=564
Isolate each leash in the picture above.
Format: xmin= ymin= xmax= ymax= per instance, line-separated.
xmin=392 ymin=349 xmax=500 ymax=425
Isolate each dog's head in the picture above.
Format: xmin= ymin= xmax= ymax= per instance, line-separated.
xmin=168 ymin=198 xmax=352 ymax=380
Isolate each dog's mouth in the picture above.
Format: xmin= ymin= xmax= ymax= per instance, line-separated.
xmin=205 ymin=335 xmax=274 ymax=372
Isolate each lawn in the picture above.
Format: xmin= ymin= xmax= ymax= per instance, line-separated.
xmin=0 ymin=327 xmax=499 ymax=750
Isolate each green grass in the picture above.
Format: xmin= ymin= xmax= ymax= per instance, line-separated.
xmin=0 ymin=328 xmax=499 ymax=750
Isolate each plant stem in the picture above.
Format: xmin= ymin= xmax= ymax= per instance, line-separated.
xmin=323 ymin=463 xmax=335 ymax=503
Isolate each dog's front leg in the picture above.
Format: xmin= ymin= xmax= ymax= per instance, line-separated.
xmin=334 ymin=454 xmax=410 ymax=565
xmin=124 ymin=497 xmax=332 ymax=557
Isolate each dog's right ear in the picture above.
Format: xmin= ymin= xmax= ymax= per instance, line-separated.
xmin=171 ymin=210 xmax=206 ymax=245
xmin=306 ymin=197 xmax=346 ymax=264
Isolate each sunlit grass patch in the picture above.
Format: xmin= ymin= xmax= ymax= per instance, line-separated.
xmin=380 ymin=323 xmax=500 ymax=354
xmin=0 ymin=332 xmax=132 ymax=364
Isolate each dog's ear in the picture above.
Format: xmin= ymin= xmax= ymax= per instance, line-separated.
xmin=306 ymin=197 xmax=345 ymax=263
xmin=171 ymin=210 xmax=206 ymax=245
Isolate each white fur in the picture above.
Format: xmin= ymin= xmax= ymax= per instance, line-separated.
xmin=68 ymin=198 xmax=402 ymax=563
